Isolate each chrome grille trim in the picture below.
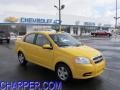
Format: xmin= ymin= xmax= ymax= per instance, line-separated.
xmin=92 ymin=55 xmax=103 ymax=63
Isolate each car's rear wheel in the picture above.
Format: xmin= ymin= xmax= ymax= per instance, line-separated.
xmin=18 ymin=52 xmax=27 ymax=66
xmin=108 ymin=34 xmax=111 ymax=37
xmin=93 ymin=34 xmax=96 ymax=37
xmin=0 ymin=40 xmax=2 ymax=43
xmin=55 ymin=64 xmax=72 ymax=82
xmin=7 ymin=39 xmax=10 ymax=43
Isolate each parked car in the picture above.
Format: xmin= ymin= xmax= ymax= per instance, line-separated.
xmin=10 ymin=32 xmax=17 ymax=40
xmin=16 ymin=35 xmax=24 ymax=40
xmin=16 ymin=31 xmax=106 ymax=82
xmin=91 ymin=31 xmax=112 ymax=37
xmin=0 ymin=31 xmax=10 ymax=43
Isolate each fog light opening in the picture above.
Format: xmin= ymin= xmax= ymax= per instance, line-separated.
xmin=83 ymin=72 xmax=92 ymax=77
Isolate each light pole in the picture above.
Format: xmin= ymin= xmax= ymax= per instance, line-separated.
xmin=54 ymin=0 xmax=65 ymax=32
xmin=114 ymin=0 xmax=120 ymax=29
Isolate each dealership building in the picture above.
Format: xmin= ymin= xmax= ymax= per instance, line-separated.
xmin=0 ymin=12 xmax=112 ymax=36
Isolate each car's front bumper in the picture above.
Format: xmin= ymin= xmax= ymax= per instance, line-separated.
xmin=0 ymin=38 xmax=9 ymax=40
xmin=72 ymin=60 xmax=105 ymax=79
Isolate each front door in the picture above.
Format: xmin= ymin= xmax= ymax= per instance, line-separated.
xmin=33 ymin=34 xmax=54 ymax=68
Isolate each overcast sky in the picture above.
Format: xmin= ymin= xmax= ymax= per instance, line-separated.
xmin=0 ymin=0 xmax=120 ymax=25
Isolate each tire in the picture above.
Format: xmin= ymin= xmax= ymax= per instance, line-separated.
xmin=55 ymin=64 xmax=72 ymax=82
xmin=93 ymin=34 xmax=96 ymax=37
xmin=7 ymin=39 xmax=10 ymax=43
xmin=18 ymin=52 xmax=27 ymax=66
xmin=108 ymin=34 xmax=111 ymax=37
xmin=0 ymin=40 xmax=2 ymax=43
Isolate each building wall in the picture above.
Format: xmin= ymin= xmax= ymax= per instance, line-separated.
xmin=0 ymin=24 xmax=111 ymax=36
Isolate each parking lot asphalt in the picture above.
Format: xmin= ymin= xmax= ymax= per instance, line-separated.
xmin=0 ymin=37 xmax=120 ymax=90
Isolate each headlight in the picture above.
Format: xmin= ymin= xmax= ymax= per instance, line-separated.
xmin=75 ymin=57 xmax=90 ymax=64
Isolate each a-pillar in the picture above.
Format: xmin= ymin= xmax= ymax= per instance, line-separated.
xmin=26 ymin=25 xmax=34 ymax=33
xmin=78 ymin=26 xmax=81 ymax=36
xmin=70 ymin=26 xmax=74 ymax=35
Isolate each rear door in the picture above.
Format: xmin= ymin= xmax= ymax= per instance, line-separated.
xmin=23 ymin=33 xmax=36 ymax=62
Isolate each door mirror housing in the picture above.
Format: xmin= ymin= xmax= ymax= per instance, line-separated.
xmin=42 ymin=44 xmax=52 ymax=49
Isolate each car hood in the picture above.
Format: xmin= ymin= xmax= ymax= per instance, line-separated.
xmin=60 ymin=45 xmax=101 ymax=59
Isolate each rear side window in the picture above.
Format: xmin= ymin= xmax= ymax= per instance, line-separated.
xmin=24 ymin=34 xmax=35 ymax=44
xmin=35 ymin=34 xmax=50 ymax=46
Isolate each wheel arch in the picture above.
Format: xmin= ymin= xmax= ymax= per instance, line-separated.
xmin=16 ymin=47 xmax=25 ymax=54
xmin=55 ymin=61 xmax=73 ymax=78
xmin=17 ymin=49 xmax=26 ymax=60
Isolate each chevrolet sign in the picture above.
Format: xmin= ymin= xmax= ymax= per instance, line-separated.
xmin=20 ymin=17 xmax=60 ymax=24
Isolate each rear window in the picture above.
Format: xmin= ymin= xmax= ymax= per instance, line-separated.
xmin=0 ymin=31 xmax=4 ymax=34
xmin=24 ymin=34 xmax=35 ymax=44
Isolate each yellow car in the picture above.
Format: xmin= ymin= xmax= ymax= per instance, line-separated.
xmin=16 ymin=31 xmax=105 ymax=81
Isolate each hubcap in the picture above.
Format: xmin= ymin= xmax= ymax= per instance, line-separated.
xmin=57 ymin=66 xmax=68 ymax=81
xmin=18 ymin=54 xmax=24 ymax=63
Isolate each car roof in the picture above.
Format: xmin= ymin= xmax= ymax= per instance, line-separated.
xmin=27 ymin=31 xmax=65 ymax=35
xmin=37 ymin=31 xmax=56 ymax=34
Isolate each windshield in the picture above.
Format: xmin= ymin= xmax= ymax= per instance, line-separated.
xmin=0 ymin=31 xmax=5 ymax=36
xmin=50 ymin=33 xmax=82 ymax=47
xmin=0 ymin=31 xmax=10 ymax=36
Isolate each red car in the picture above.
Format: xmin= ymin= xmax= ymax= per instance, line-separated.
xmin=91 ymin=31 xmax=112 ymax=37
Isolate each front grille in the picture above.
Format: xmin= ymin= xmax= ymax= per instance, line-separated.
xmin=93 ymin=55 xmax=103 ymax=63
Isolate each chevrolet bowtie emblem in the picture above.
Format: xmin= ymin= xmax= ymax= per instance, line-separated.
xmin=5 ymin=17 xmax=18 ymax=23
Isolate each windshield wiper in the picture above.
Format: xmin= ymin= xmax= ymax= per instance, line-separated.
xmin=59 ymin=44 xmax=70 ymax=47
xmin=75 ymin=44 xmax=82 ymax=47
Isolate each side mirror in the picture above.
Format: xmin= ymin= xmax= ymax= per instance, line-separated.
xmin=42 ymin=44 xmax=52 ymax=49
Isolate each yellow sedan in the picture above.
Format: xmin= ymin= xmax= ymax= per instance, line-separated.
xmin=16 ymin=31 xmax=105 ymax=81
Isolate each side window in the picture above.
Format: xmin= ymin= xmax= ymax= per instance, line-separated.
xmin=24 ymin=34 xmax=35 ymax=44
xmin=35 ymin=34 xmax=50 ymax=46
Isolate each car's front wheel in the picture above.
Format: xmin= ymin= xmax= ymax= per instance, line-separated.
xmin=18 ymin=52 xmax=27 ymax=66
xmin=55 ymin=64 xmax=72 ymax=82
